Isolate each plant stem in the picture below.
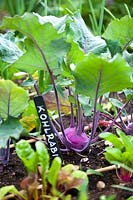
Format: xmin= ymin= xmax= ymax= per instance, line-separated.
xmin=88 ymin=0 xmax=98 ymax=34
xmin=104 ymin=7 xmax=116 ymax=20
xmin=98 ymin=0 xmax=105 ymax=35
xmin=104 ymin=99 xmax=131 ymax=132
xmin=32 ymin=38 xmax=66 ymax=138
xmin=88 ymin=69 xmax=102 ymax=145
xmin=68 ymin=86 xmax=75 ymax=128
xmin=77 ymin=95 xmax=83 ymax=135
xmin=124 ymin=3 xmax=131 ymax=18
xmin=38 ymin=70 xmax=44 ymax=94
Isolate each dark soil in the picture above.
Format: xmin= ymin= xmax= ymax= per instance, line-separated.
xmin=0 ymin=140 xmax=133 ymax=200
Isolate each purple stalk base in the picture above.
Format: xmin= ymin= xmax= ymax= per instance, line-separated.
xmin=0 ymin=139 xmax=11 ymax=172
xmin=117 ymin=167 xmax=132 ymax=182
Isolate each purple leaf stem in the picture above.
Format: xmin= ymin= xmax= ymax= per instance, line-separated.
xmin=32 ymin=38 xmax=66 ymax=138
xmin=104 ymin=99 xmax=131 ymax=132
xmin=7 ymin=94 xmax=10 ymax=117
xmin=90 ymin=69 xmax=102 ymax=141
xmin=76 ymin=95 xmax=83 ymax=136
xmin=68 ymin=86 xmax=75 ymax=128
xmin=116 ymin=108 xmax=126 ymax=129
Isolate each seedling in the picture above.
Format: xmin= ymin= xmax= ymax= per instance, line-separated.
xmin=0 ymin=140 xmax=88 ymax=200
xmin=0 ymin=79 xmax=29 ymax=171
xmin=100 ymin=129 xmax=133 ymax=182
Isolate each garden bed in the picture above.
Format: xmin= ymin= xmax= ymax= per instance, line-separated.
xmin=0 ymin=137 xmax=133 ymax=200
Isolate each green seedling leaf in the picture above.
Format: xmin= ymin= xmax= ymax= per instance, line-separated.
xmin=71 ymin=170 xmax=88 ymax=190
xmin=1 ymin=13 xmax=71 ymax=74
xmin=86 ymin=169 xmax=103 ymax=176
xmin=0 ymin=79 xmax=29 ymax=119
xmin=35 ymin=141 xmax=50 ymax=187
xmin=111 ymin=161 xmax=133 ymax=174
xmin=48 ymin=157 xmax=62 ymax=188
xmin=117 ymin=129 xmax=133 ymax=153
xmin=71 ymin=54 xmax=133 ymax=98
xmin=104 ymin=147 xmax=122 ymax=162
xmin=112 ymin=184 xmax=133 ymax=192
xmin=0 ymin=185 xmax=26 ymax=200
xmin=0 ymin=116 xmax=23 ymax=147
xmin=122 ymin=152 xmax=133 ymax=167
xmin=78 ymin=181 xmax=88 ymax=200
xmin=16 ymin=139 xmax=38 ymax=174
xmin=0 ymin=32 xmax=23 ymax=63
xmin=99 ymin=132 xmax=123 ymax=149
xmin=103 ymin=16 xmax=133 ymax=48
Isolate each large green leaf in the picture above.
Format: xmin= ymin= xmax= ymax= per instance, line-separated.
xmin=0 ymin=117 xmax=23 ymax=147
xmin=0 ymin=32 xmax=23 ymax=64
xmin=1 ymin=13 xmax=70 ymax=74
xmin=0 ymin=79 xmax=29 ymax=119
xmin=48 ymin=157 xmax=61 ymax=188
xmin=34 ymin=13 xmax=68 ymax=33
xmin=71 ymin=54 xmax=133 ymax=98
xmin=16 ymin=139 xmax=38 ymax=174
xmin=35 ymin=141 xmax=50 ymax=187
xmin=102 ymin=16 xmax=133 ymax=48
xmin=68 ymin=11 xmax=107 ymax=55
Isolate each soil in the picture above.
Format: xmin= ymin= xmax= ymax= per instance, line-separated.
xmin=0 ymin=139 xmax=133 ymax=200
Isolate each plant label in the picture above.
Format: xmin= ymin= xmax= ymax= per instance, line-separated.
xmin=34 ymin=95 xmax=62 ymax=159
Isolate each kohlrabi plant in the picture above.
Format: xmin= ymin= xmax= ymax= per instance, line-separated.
xmin=0 ymin=79 xmax=29 ymax=171
xmin=99 ymin=129 xmax=133 ymax=182
xmin=0 ymin=11 xmax=133 ymax=154
xmin=0 ymin=140 xmax=89 ymax=200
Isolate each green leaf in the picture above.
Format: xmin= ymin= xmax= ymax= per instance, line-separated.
xmin=112 ymin=185 xmax=133 ymax=193
xmin=102 ymin=16 xmax=133 ymax=48
xmin=0 ymin=116 xmax=23 ymax=147
xmin=86 ymin=169 xmax=103 ymax=176
xmin=11 ymin=38 xmax=45 ymax=74
xmin=99 ymin=132 xmax=123 ymax=149
xmin=68 ymin=11 xmax=107 ymax=55
xmin=0 ymin=32 xmax=23 ymax=63
xmin=71 ymin=170 xmax=88 ymax=189
xmin=0 ymin=79 xmax=29 ymax=119
xmin=105 ymin=39 xmax=122 ymax=57
xmin=71 ymin=54 xmax=133 ymax=98
xmin=0 ymin=185 xmax=25 ymax=200
xmin=48 ymin=157 xmax=61 ymax=188
xmin=117 ymin=129 xmax=133 ymax=153
xmin=34 ymin=13 xmax=68 ymax=33
xmin=35 ymin=141 xmax=50 ymax=186
xmin=109 ymin=98 xmax=127 ymax=116
xmin=104 ymin=147 xmax=122 ymax=163
xmin=123 ymin=50 xmax=133 ymax=67
xmin=1 ymin=13 xmax=71 ymax=74
xmin=16 ymin=139 xmax=38 ymax=174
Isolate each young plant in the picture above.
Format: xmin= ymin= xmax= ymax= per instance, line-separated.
xmin=0 ymin=79 xmax=29 ymax=171
xmin=99 ymin=129 xmax=133 ymax=182
xmin=0 ymin=139 xmax=89 ymax=200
